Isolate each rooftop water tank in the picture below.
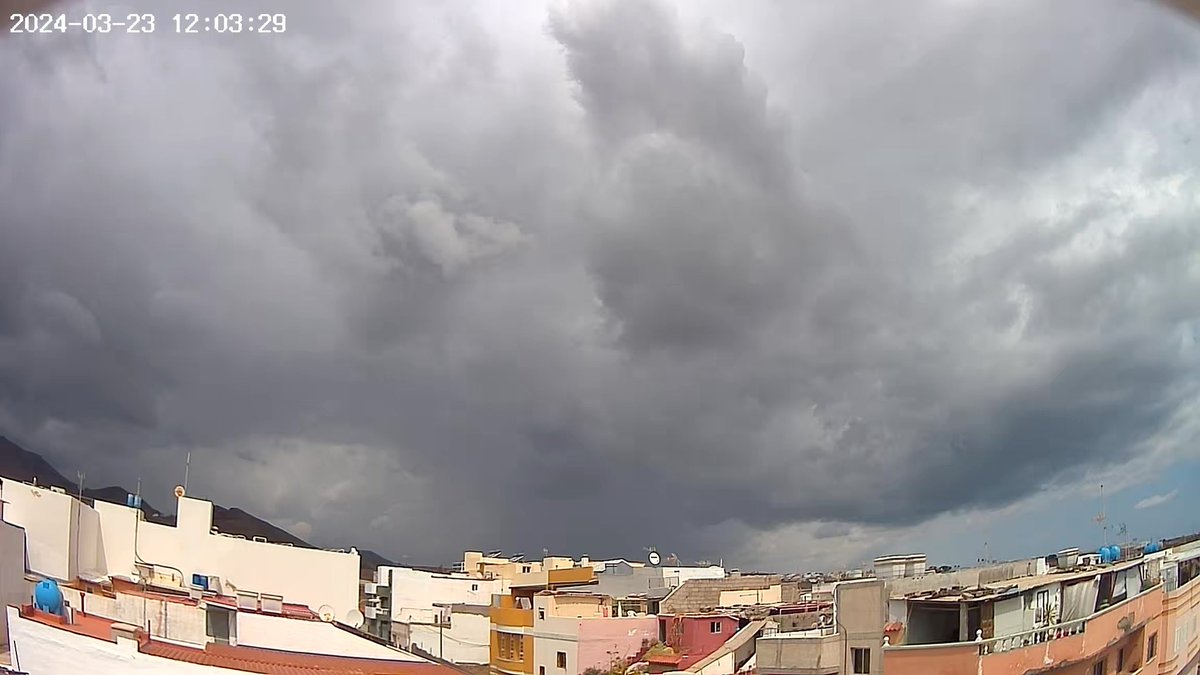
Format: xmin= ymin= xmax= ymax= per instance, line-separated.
xmin=34 ymin=579 xmax=63 ymax=615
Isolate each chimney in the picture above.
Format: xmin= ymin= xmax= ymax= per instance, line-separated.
xmin=111 ymin=622 xmax=142 ymax=653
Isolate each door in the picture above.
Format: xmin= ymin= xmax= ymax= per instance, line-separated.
xmin=980 ymin=602 xmax=995 ymax=640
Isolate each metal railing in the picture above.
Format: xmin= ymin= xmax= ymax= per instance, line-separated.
xmin=977 ymin=617 xmax=1087 ymax=655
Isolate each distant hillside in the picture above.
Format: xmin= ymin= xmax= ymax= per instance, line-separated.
xmin=0 ymin=436 xmax=168 ymax=519
xmin=0 ymin=435 xmax=386 ymax=576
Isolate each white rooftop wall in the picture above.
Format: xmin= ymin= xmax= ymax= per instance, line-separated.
xmin=235 ymin=612 xmax=427 ymax=660
xmin=1 ymin=473 xmax=362 ymax=622
xmin=660 ymin=565 xmax=727 ymax=588
xmin=409 ymin=611 xmax=490 ymax=663
xmin=95 ymin=495 xmax=360 ymax=620
xmin=5 ymin=606 xmax=247 ymax=675
xmin=0 ymin=478 xmax=78 ymax=581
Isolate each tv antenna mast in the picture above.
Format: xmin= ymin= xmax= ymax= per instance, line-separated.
xmin=1094 ymin=483 xmax=1108 ymax=546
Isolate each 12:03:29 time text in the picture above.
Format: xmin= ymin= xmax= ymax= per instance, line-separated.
xmin=173 ymin=13 xmax=287 ymax=34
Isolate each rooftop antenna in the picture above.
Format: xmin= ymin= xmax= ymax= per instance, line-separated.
xmin=183 ymin=451 xmax=191 ymax=494
xmin=1094 ymin=483 xmax=1108 ymax=546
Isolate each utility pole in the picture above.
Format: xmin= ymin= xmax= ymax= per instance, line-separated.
xmin=75 ymin=471 xmax=85 ymax=576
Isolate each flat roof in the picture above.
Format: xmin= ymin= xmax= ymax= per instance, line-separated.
xmin=896 ymin=558 xmax=1144 ymax=603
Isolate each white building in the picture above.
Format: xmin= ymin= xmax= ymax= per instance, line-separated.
xmin=872 ymin=554 xmax=927 ymax=580
xmin=407 ymin=604 xmax=492 ymax=664
xmin=381 ymin=565 xmax=505 ymax=624
xmin=366 ymin=564 xmax=504 ymax=661
xmin=0 ymin=475 xmax=361 ymax=622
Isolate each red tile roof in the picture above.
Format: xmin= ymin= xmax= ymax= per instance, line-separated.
xmin=140 ymin=641 xmax=461 ymax=675
xmin=18 ymin=605 xmax=117 ymax=642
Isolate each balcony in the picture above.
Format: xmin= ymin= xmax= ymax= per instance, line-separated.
xmin=490 ymin=606 xmax=534 ymax=628
xmin=977 ymin=617 xmax=1087 ymax=654
xmin=884 ymin=584 xmax=1162 ymax=675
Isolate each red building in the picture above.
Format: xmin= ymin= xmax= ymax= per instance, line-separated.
xmin=647 ymin=613 xmax=741 ymax=673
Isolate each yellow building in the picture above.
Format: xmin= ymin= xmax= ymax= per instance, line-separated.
xmin=489 ymin=564 xmax=598 ymax=675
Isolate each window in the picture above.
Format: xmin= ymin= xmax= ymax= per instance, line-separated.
xmin=1092 ymin=659 xmax=1105 ymax=675
xmin=540 ymin=668 xmax=545 ymax=675
xmin=538 ymin=608 xmax=546 ymax=620
xmin=557 ymin=651 xmax=567 ymax=669
xmin=1148 ymin=632 xmax=1158 ymax=660
xmin=1117 ymin=648 xmax=1124 ymax=672
xmin=498 ymin=633 xmax=522 ymax=662
xmin=852 ymin=647 xmax=871 ymax=674
xmin=472 ymin=583 xmax=479 ymax=591
xmin=523 ymin=565 xmax=532 ymax=573
xmin=710 ymin=621 xmax=722 ymax=633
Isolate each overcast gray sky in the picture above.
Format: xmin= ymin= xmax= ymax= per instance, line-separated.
xmin=1 ymin=0 xmax=1198 ymax=570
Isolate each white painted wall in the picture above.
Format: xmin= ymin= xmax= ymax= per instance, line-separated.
xmin=719 ymin=586 xmax=781 ymax=606
xmin=383 ymin=566 xmax=503 ymax=623
xmin=93 ymin=499 xmax=137 ymax=577
xmin=692 ymin=651 xmax=736 ymax=675
xmin=409 ymin=611 xmax=491 ymax=663
xmin=6 ymin=605 xmax=248 ymax=675
xmin=77 ymin=505 xmax=105 ymax=579
xmin=98 ymin=496 xmax=360 ymax=620
xmin=992 ymin=596 xmax=1024 ymax=638
xmin=0 ymin=478 xmax=78 ymax=581
xmin=57 ymin=587 xmax=208 ymax=645
xmin=3 ymin=481 xmax=361 ymax=620
xmin=235 ymin=612 xmax=426 ymax=660
xmin=534 ymin=631 xmax=580 ymax=675
xmin=661 ymin=566 xmax=726 ymax=588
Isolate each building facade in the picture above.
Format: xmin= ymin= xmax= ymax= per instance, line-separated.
xmin=0 ymin=486 xmax=29 ymax=648
xmin=755 ymin=579 xmax=887 ymax=675
xmin=877 ymin=549 xmax=1200 ymax=675
xmin=0 ymin=475 xmax=362 ymax=621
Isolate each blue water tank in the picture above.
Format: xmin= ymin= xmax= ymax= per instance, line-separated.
xmin=1146 ymin=542 xmax=1163 ymax=554
xmin=34 ymin=579 xmax=63 ymax=614
xmin=1107 ymin=546 xmax=1121 ymax=562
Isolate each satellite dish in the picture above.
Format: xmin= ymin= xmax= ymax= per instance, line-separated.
xmin=318 ymin=605 xmax=335 ymax=622
xmin=174 ymin=485 xmax=186 ymax=499
xmin=345 ymin=609 xmax=365 ymax=628
xmin=648 ymin=551 xmax=661 ymax=566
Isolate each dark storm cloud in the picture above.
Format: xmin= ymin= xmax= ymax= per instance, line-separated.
xmin=0 ymin=0 xmax=1198 ymax=567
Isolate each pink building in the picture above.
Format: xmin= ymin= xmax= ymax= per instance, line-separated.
xmin=529 ymin=591 xmax=659 ymax=675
